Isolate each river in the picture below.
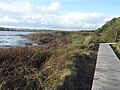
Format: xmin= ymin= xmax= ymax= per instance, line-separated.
xmin=0 ymin=31 xmax=35 ymax=48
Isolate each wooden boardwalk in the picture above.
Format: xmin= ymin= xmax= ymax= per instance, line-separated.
xmin=92 ymin=43 xmax=120 ymax=90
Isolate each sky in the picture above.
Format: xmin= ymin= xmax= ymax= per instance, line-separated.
xmin=0 ymin=0 xmax=120 ymax=30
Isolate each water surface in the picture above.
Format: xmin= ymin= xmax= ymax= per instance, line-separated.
xmin=0 ymin=31 xmax=35 ymax=48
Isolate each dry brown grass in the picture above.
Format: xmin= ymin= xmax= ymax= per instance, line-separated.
xmin=0 ymin=31 xmax=98 ymax=90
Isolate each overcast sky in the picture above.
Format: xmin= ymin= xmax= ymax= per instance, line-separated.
xmin=0 ymin=0 xmax=119 ymax=30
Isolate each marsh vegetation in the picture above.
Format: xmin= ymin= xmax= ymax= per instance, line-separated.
xmin=0 ymin=31 xmax=99 ymax=90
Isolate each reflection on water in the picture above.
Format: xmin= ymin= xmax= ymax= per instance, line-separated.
xmin=0 ymin=31 xmax=35 ymax=48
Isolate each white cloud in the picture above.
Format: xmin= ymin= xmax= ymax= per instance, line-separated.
xmin=0 ymin=15 xmax=19 ymax=23
xmin=20 ymin=12 xmax=109 ymax=30
xmin=0 ymin=1 xmax=60 ymax=14
xmin=36 ymin=2 xmax=60 ymax=13
xmin=0 ymin=1 xmax=114 ymax=30
xmin=59 ymin=12 xmax=112 ymax=29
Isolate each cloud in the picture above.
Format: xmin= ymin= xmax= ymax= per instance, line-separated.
xmin=58 ymin=12 xmax=108 ymax=29
xmin=0 ymin=1 xmax=114 ymax=30
xmin=0 ymin=1 xmax=60 ymax=14
xmin=20 ymin=12 xmax=109 ymax=30
xmin=36 ymin=2 xmax=60 ymax=13
xmin=0 ymin=15 xmax=19 ymax=23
